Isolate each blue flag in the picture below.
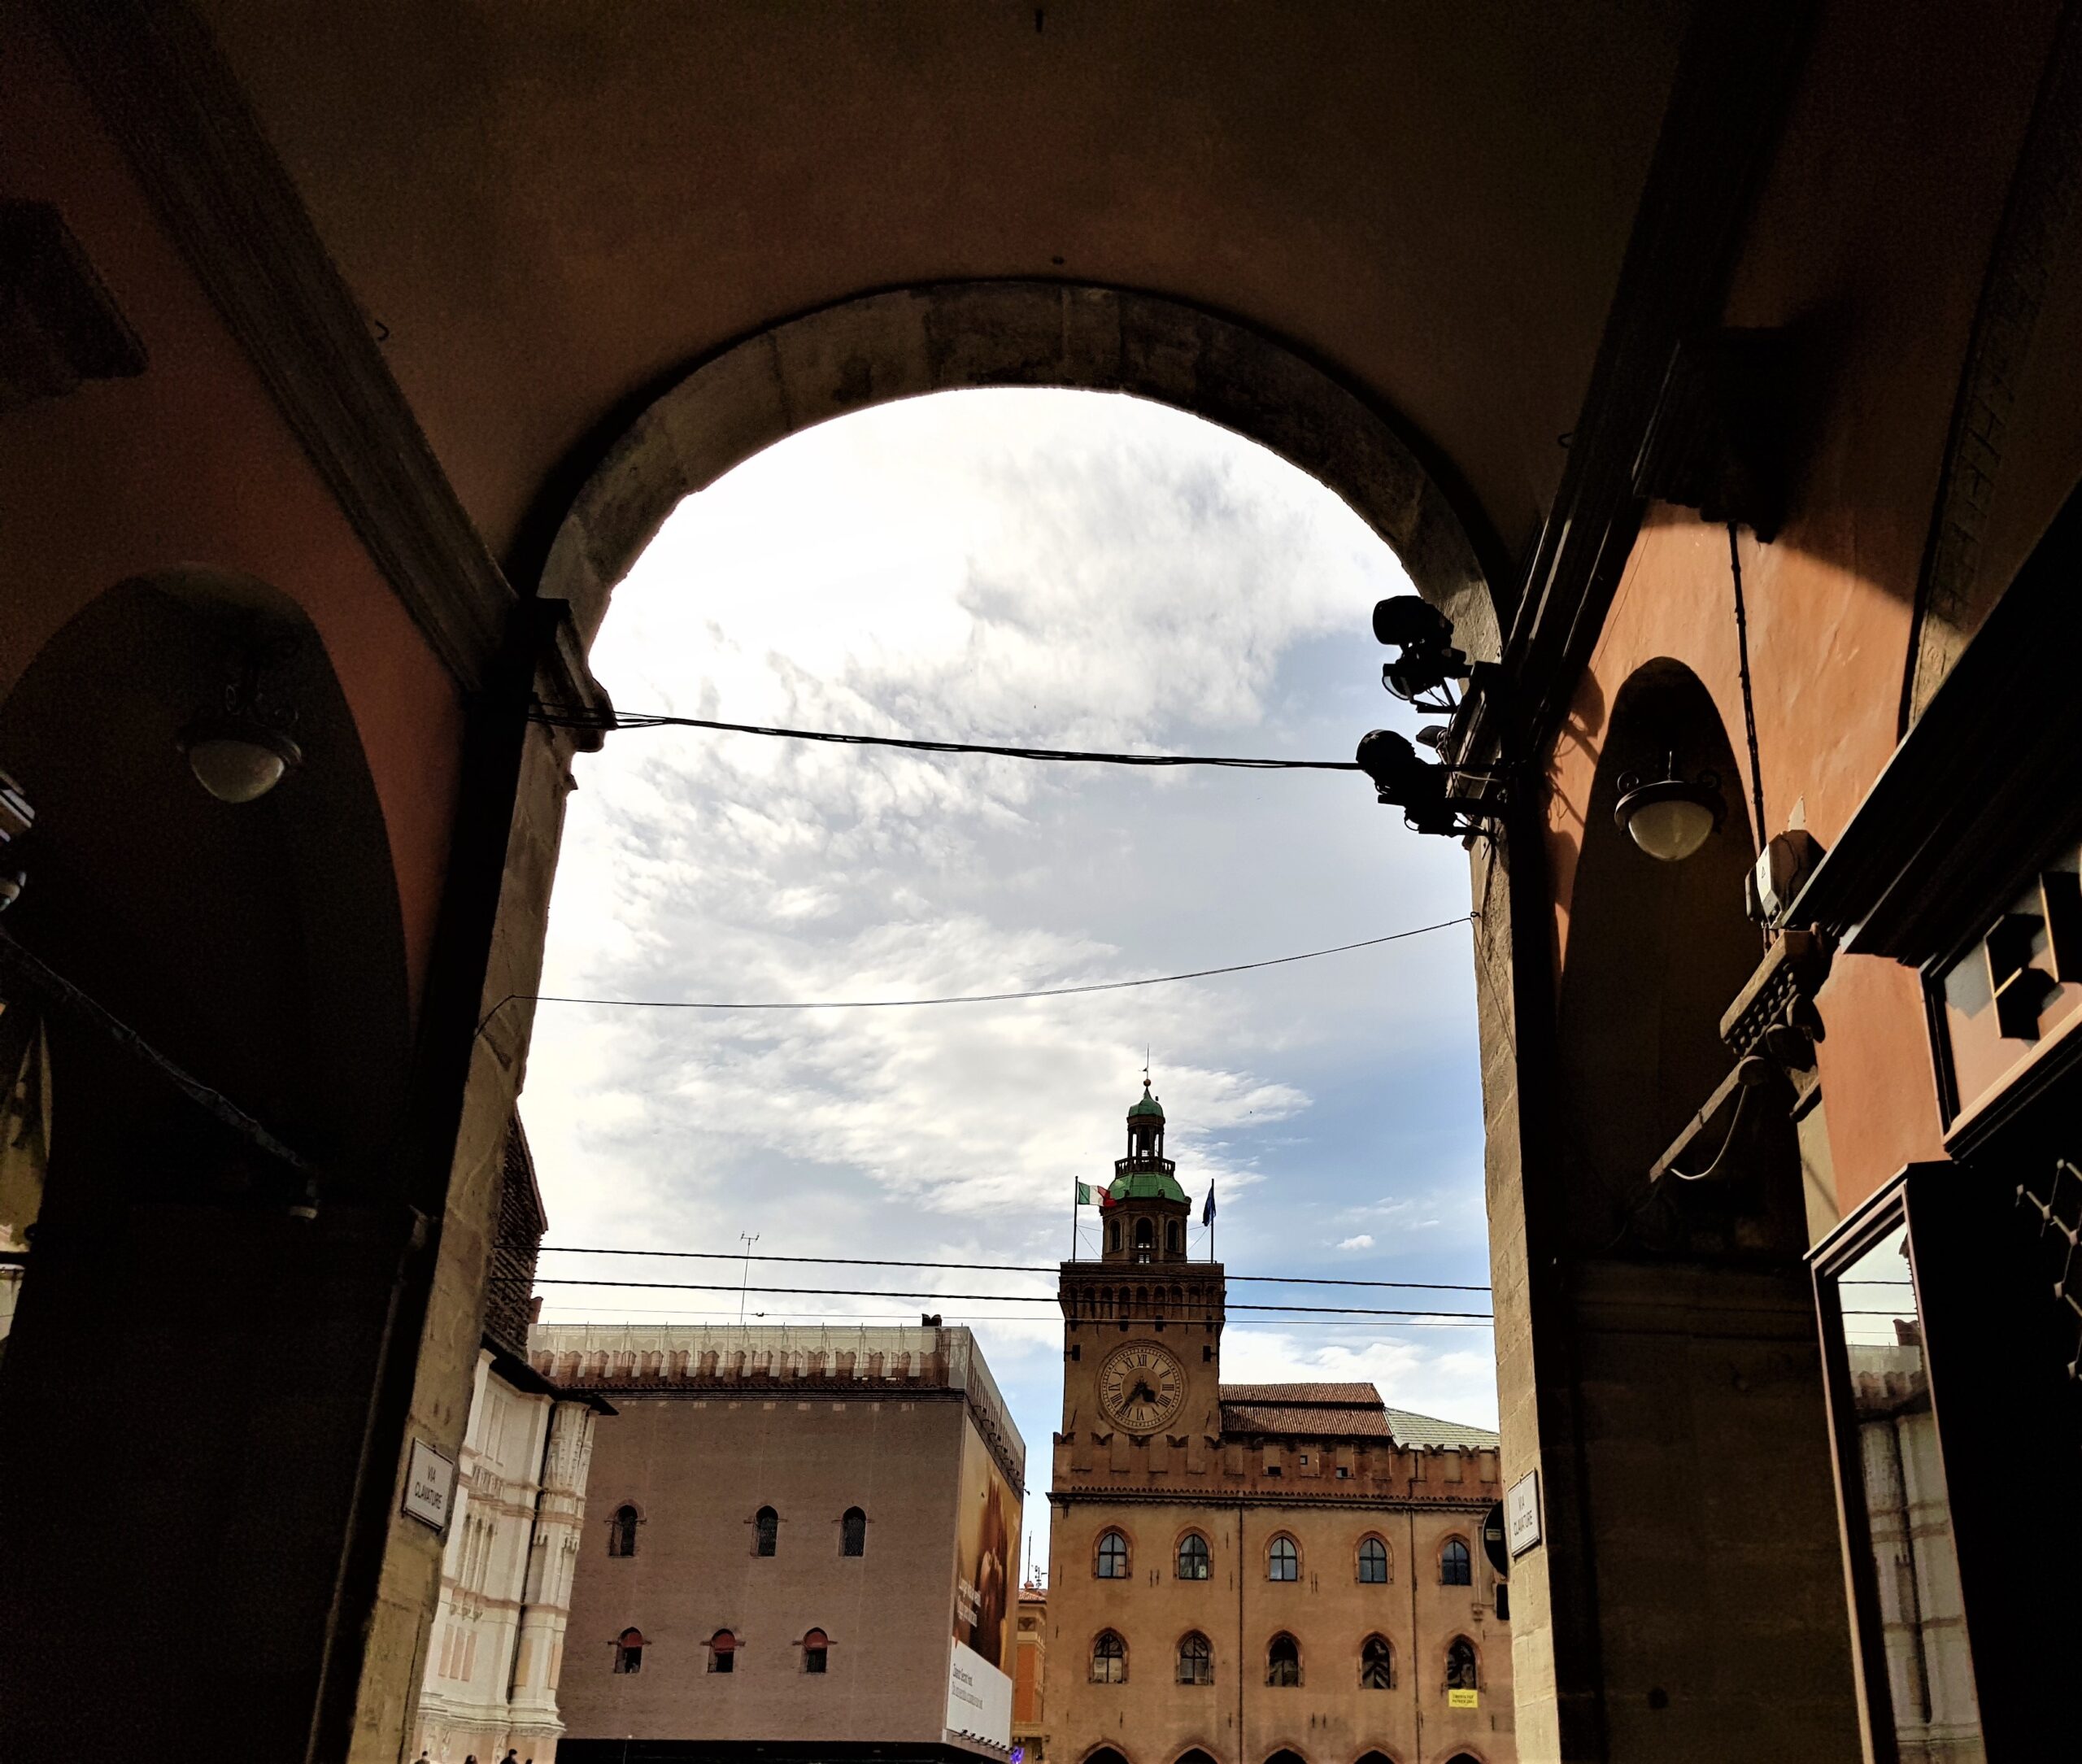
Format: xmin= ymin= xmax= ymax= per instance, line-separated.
xmin=1202 ymin=1183 xmax=1217 ymax=1226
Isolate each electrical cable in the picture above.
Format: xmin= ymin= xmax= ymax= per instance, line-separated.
xmin=1727 ymin=522 xmax=1768 ymax=849
xmin=537 ymin=1244 xmax=1492 ymax=1293
xmin=518 ymin=1274 xmax=1492 ymax=1318
xmin=529 ymin=705 xmax=1363 ymax=772
xmin=477 ymin=914 xmax=1470 ymax=1028
xmin=532 ymin=1305 xmax=1498 ymax=1329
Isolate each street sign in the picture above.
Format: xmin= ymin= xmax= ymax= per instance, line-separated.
xmin=1448 ymin=1688 xmax=1479 ymax=1709
xmin=400 ymin=1437 xmax=456 ymax=1533
xmin=1481 ymin=1499 xmax=1509 ymax=1579
xmin=1507 ymin=1468 xmax=1542 ymax=1557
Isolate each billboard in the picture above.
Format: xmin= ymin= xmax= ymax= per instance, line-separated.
xmin=947 ymin=1411 xmax=1019 ymax=1752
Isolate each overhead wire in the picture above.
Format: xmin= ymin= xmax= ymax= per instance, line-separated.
xmin=478 ymin=916 xmax=1470 ymax=1026
xmin=529 ymin=705 xmax=1363 ymax=772
xmin=519 ymin=1274 xmax=1492 ymax=1319
xmin=534 ymin=1305 xmax=1497 ymax=1331
xmin=537 ymin=1244 xmax=1492 ymax=1293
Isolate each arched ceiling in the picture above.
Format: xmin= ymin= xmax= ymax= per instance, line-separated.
xmin=189 ymin=0 xmax=1692 ymax=580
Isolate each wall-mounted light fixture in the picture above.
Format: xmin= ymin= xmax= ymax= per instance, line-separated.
xmin=1613 ymin=754 xmax=1725 ymax=861
xmin=177 ymin=642 xmax=302 ymax=804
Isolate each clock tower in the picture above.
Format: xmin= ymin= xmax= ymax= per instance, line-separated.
xmin=1056 ymin=1082 xmax=1225 ymax=1466
xmin=1045 ymin=1087 xmax=1513 ymax=1764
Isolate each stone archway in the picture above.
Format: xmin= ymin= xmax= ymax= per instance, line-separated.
xmin=537 ymin=281 xmax=1502 ymax=665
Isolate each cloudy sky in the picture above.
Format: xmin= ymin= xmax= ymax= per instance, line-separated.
xmin=519 ymin=389 xmax=1492 ymax=1579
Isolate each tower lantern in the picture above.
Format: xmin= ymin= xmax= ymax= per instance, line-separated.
xmin=1103 ymin=1080 xmax=1190 ymax=1264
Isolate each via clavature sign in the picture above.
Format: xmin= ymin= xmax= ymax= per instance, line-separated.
xmin=1507 ymin=1468 xmax=1542 ymax=1557
xmin=401 ymin=1438 xmax=457 ymax=1533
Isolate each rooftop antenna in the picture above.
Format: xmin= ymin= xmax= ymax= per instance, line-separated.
xmin=738 ymin=1232 xmax=760 ymax=1325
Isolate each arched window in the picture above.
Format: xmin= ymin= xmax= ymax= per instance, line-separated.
xmin=1107 ymin=1221 xmax=1121 ymax=1253
xmin=1361 ymin=1634 xmax=1394 ymax=1689
xmin=1091 ymin=1631 xmax=1126 ymax=1683
xmin=1177 ymin=1631 xmax=1213 ymax=1685
xmin=755 ymin=1506 xmax=779 ymax=1557
xmin=1445 ymin=1636 xmax=1478 ymax=1690
xmin=1176 ymin=1532 xmax=1211 ymax=1579
xmin=803 ymin=1627 xmax=830 ymax=1675
xmin=841 ymin=1507 xmax=867 ymax=1557
xmin=608 ymin=1504 xmax=639 ymax=1557
xmin=709 ymin=1630 xmax=738 ymax=1674
xmin=1167 ymin=1219 xmax=1184 ymax=1254
xmin=614 ymin=1627 xmax=644 ymax=1674
xmin=1095 ymin=1529 xmax=1130 ymax=1579
xmin=1440 ymin=1537 xmax=1471 ymax=1585
xmin=1266 ymin=1632 xmax=1301 ymax=1687
xmin=1135 ymin=1218 xmax=1155 ymax=1249
xmin=1268 ymin=1534 xmax=1299 ymax=1581
xmin=1357 ymin=1535 xmax=1389 ymax=1583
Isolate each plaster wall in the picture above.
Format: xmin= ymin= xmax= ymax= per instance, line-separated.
xmin=1544 ymin=0 xmax=2078 ymax=1213
xmin=558 ymin=1392 xmax=976 ymax=1749
xmin=0 ymin=2 xmax=464 ymax=1012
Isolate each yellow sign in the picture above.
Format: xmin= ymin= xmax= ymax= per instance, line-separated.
xmin=1448 ymin=1688 xmax=1479 ymax=1710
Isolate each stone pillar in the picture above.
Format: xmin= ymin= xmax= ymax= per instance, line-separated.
xmin=507 ymin=1399 xmax=595 ymax=1749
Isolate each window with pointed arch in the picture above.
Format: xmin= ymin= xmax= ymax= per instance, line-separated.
xmin=1444 ymin=1636 xmax=1479 ymax=1691
xmin=1267 ymin=1534 xmax=1300 ymax=1582
xmin=755 ymin=1506 xmax=779 ymax=1557
xmin=1176 ymin=1631 xmax=1213 ymax=1685
xmin=1265 ymin=1631 xmax=1301 ymax=1687
xmin=1095 ymin=1529 xmax=1130 ymax=1579
xmin=1361 ymin=1634 xmax=1394 ymax=1689
xmin=709 ymin=1630 xmax=738 ymax=1674
xmin=841 ymin=1507 xmax=867 ymax=1557
xmin=1175 ymin=1531 xmax=1211 ymax=1580
xmin=1357 ymin=1535 xmax=1390 ymax=1583
xmin=803 ymin=1628 xmax=830 ymax=1675
xmin=1440 ymin=1536 xmax=1472 ymax=1585
xmin=613 ymin=1627 xmax=644 ymax=1674
xmin=1091 ymin=1631 xmax=1127 ymax=1683
xmin=608 ymin=1504 xmax=639 ymax=1557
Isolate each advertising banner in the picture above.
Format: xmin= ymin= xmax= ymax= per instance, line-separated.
xmin=947 ymin=1412 xmax=1018 ymax=1752
xmin=946 ymin=1640 xmax=1013 ymax=1753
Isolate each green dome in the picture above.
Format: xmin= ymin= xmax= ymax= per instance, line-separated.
xmin=1108 ymin=1169 xmax=1190 ymax=1204
xmin=1127 ymin=1081 xmax=1165 ymax=1120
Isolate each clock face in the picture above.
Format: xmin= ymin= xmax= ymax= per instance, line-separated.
xmin=1099 ymin=1341 xmax=1186 ymax=1435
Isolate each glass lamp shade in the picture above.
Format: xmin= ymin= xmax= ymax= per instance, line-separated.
xmin=179 ymin=716 xmax=301 ymax=804
xmin=1612 ymin=761 xmax=1724 ymax=861
xmin=1624 ymin=795 xmax=1717 ymax=861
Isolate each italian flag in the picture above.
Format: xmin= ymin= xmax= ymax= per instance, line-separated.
xmin=1076 ymin=1181 xmax=1119 ymax=1209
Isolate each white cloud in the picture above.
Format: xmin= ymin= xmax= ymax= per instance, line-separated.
xmin=519 ymin=389 xmax=1492 ymax=1579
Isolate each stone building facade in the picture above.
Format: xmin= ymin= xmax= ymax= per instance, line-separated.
xmin=412 ymin=1123 xmax=609 ymax=1764
xmin=1045 ymin=1091 xmax=1510 ymax=1764
xmin=536 ymin=1321 xmax=1025 ymax=1764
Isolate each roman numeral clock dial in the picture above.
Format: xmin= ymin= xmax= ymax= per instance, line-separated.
xmin=1098 ymin=1341 xmax=1186 ymax=1435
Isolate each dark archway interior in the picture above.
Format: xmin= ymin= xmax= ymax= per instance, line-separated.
xmin=1557 ymin=657 xmax=1804 ymax=1260
xmin=0 ymin=574 xmax=414 ymax=1754
xmin=1544 ymin=655 xmax=1858 ymax=1750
